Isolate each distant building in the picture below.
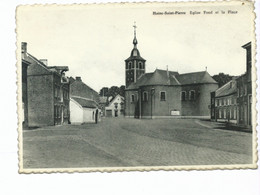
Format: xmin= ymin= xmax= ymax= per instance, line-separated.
xmin=124 ymin=26 xmax=218 ymax=118
xmin=69 ymin=76 xmax=101 ymax=124
xmin=22 ymin=42 xmax=70 ymax=127
xmin=99 ymin=96 xmax=108 ymax=116
xmin=105 ymin=94 xmax=124 ymax=117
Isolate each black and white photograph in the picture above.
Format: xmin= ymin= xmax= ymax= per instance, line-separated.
xmin=17 ymin=1 xmax=257 ymax=172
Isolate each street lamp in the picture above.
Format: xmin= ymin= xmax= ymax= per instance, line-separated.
xmin=151 ymin=88 xmax=155 ymax=119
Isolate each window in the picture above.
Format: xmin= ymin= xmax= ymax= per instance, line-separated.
xmin=138 ymin=62 xmax=143 ymax=69
xmin=189 ymin=90 xmax=195 ymax=100
xmin=219 ymin=109 xmax=222 ymax=119
xmin=128 ymin=62 xmax=132 ymax=69
xmin=131 ymin=94 xmax=135 ymax=102
xmin=223 ymin=109 xmax=226 ymax=118
xmin=244 ymin=85 xmax=247 ymax=96
xmin=160 ymin=91 xmax=166 ymax=101
xmin=143 ymin=91 xmax=148 ymax=102
xmin=216 ymin=99 xmax=219 ymax=106
xmin=181 ymin=91 xmax=186 ymax=101
xmin=234 ymin=107 xmax=237 ymax=119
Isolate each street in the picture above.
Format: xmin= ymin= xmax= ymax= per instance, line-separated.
xmin=22 ymin=118 xmax=252 ymax=168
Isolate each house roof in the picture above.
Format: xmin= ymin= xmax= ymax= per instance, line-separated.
xmin=107 ymin=94 xmax=124 ymax=107
xmin=126 ymin=69 xmax=216 ymax=90
xmin=70 ymin=77 xmax=100 ymax=103
xmin=71 ymin=96 xmax=98 ymax=108
xmin=215 ymin=80 xmax=237 ymax=98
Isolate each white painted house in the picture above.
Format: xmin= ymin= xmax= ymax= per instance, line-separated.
xmin=70 ymin=96 xmax=101 ymax=124
xmin=105 ymin=94 xmax=124 ymax=117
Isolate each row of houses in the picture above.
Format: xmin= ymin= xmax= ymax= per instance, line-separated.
xmin=21 ymin=42 xmax=102 ymax=128
xmin=210 ymin=42 xmax=252 ymax=127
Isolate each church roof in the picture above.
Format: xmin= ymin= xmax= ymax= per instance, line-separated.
xmin=126 ymin=69 xmax=217 ymax=90
xmin=175 ymin=71 xmax=217 ymax=85
xmin=71 ymin=96 xmax=98 ymax=108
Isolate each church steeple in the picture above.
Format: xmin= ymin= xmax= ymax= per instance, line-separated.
xmin=125 ymin=22 xmax=146 ymax=88
xmin=133 ymin=22 xmax=138 ymax=48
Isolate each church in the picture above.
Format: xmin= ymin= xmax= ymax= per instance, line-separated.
xmin=124 ymin=25 xmax=218 ymax=119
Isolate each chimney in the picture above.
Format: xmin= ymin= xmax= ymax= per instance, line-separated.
xmin=76 ymin=77 xmax=82 ymax=81
xmin=21 ymin=42 xmax=27 ymax=59
xmin=39 ymin=59 xmax=48 ymax=66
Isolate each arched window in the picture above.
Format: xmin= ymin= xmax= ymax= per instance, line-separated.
xmin=143 ymin=91 xmax=148 ymax=102
xmin=138 ymin=62 xmax=143 ymax=69
xmin=189 ymin=90 xmax=195 ymax=100
xmin=181 ymin=91 xmax=186 ymax=101
xmin=131 ymin=94 xmax=135 ymax=102
xmin=128 ymin=62 xmax=132 ymax=69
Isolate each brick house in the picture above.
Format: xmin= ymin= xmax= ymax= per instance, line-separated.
xmin=22 ymin=42 xmax=70 ymax=127
xmin=237 ymin=42 xmax=252 ymax=127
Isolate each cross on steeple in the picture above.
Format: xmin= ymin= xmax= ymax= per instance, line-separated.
xmin=133 ymin=21 xmax=137 ymax=37
xmin=133 ymin=22 xmax=138 ymax=47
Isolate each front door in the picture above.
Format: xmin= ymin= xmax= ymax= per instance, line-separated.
xmin=115 ymin=110 xmax=118 ymax=117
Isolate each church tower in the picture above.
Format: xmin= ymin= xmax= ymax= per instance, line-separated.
xmin=125 ymin=23 xmax=146 ymax=88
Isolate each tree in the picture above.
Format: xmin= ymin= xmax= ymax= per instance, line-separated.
xmin=213 ymin=73 xmax=234 ymax=87
xmin=99 ymin=85 xmax=126 ymax=98
xmin=119 ymin=85 xmax=125 ymax=97
xmin=99 ymin=87 xmax=109 ymax=96
xmin=107 ymin=86 xmax=120 ymax=98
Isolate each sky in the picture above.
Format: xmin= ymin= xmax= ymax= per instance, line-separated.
xmin=17 ymin=2 xmax=254 ymax=92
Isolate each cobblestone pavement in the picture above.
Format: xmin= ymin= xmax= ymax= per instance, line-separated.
xmin=22 ymin=118 xmax=252 ymax=168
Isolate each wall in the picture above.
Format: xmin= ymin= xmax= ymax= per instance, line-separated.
xmin=125 ymin=90 xmax=138 ymax=117
xmin=180 ymin=85 xmax=201 ymax=116
xmin=83 ymin=108 xmax=95 ymax=123
xmin=27 ymin=74 xmax=54 ymax=127
xmin=70 ymin=99 xmax=83 ymax=124
xmin=151 ymin=85 xmax=182 ymax=117
xmin=198 ymin=83 xmax=218 ymax=116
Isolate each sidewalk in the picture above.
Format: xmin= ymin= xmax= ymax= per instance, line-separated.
xmin=197 ymin=119 xmax=252 ymax=133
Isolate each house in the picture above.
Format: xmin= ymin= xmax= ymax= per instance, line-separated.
xmin=69 ymin=76 xmax=101 ymax=124
xmin=124 ymin=26 xmax=218 ymax=119
xmin=70 ymin=96 xmax=100 ymax=124
xmin=22 ymin=42 xmax=70 ymax=127
xmin=237 ymin=42 xmax=252 ymax=127
xmin=105 ymin=94 xmax=124 ymax=117
xmin=210 ymin=79 xmax=237 ymax=123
